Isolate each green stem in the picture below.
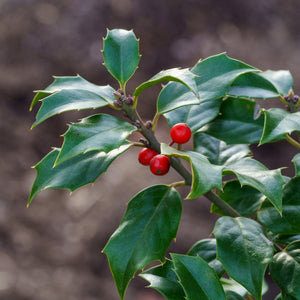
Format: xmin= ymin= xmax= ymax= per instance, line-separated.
xmin=285 ymin=134 xmax=300 ymax=150
xmin=245 ymin=294 xmax=255 ymax=300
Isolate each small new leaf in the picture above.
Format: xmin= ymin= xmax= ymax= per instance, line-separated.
xmin=102 ymin=29 xmax=141 ymax=88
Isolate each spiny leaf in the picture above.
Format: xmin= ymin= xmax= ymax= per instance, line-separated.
xmin=193 ymin=132 xmax=251 ymax=165
xmin=133 ymin=67 xmax=199 ymax=98
xmin=30 ymin=75 xmax=115 ymax=111
xmin=55 ymin=114 xmax=137 ymax=165
xmin=224 ymin=157 xmax=284 ymax=212
xmin=260 ymin=108 xmax=300 ymax=145
xmin=164 ymin=98 xmax=222 ymax=133
xmin=228 ymin=70 xmax=293 ymax=99
xmin=257 ymin=177 xmax=300 ymax=234
xmin=157 ymin=53 xmax=258 ymax=115
xmin=28 ymin=143 xmax=131 ymax=205
xmin=102 ymin=29 xmax=140 ymax=88
xmin=103 ymin=185 xmax=182 ymax=299
xmin=161 ymin=144 xmax=223 ymax=199
xmin=213 ymin=217 xmax=274 ymax=300
xmin=171 ymin=253 xmax=226 ymax=300
xmin=199 ymin=97 xmax=264 ymax=144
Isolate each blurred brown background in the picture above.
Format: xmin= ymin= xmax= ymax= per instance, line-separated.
xmin=1 ymin=0 xmax=299 ymax=299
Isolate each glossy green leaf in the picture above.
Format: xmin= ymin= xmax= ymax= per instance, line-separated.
xmin=199 ymin=97 xmax=264 ymax=144
xmin=133 ymin=68 xmax=199 ymax=98
xmin=228 ymin=70 xmax=293 ymax=99
xmin=164 ymin=98 xmax=222 ymax=133
xmin=224 ymin=291 xmax=245 ymax=300
xmin=260 ymin=108 xmax=300 ymax=145
xmin=28 ymin=143 xmax=131 ymax=205
xmin=257 ymin=177 xmax=300 ymax=234
xmin=102 ymin=29 xmax=140 ymax=87
xmin=267 ymin=232 xmax=300 ymax=246
xmin=55 ymin=114 xmax=137 ymax=165
xmin=30 ymin=75 xmax=115 ymax=111
xmin=140 ymin=259 xmax=186 ymax=300
xmin=211 ymin=180 xmax=264 ymax=216
xmin=32 ymin=87 xmax=116 ymax=127
xmin=213 ymin=217 xmax=274 ymax=300
xmin=292 ymin=153 xmax=300 ymax=176
xmin=157 ymin=53 xmax=258 ymax=115
xmin=193 ymin=132 xmax=251 ymax=165
xmin=270 ymin=241 xmax=300 ymax=299
xmin=187 ymin=238 xmax=224 ymax=277
xmin=225 ymin=157 xmax=284 ymax=212
xmin=103 ymin=185 xmax=182 ymax=299
xmin=171 ymin=253 xmax=226 ymax=300
xmin=161 ymin=144 xmax=223 ymax=199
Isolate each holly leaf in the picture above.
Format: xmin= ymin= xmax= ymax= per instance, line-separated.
xmin=228 ymin=70 xmax=293 ymax=99
xmin=103 ymin=185 xmax=182 ymax=299
xmin=157 ymin=53 xmax=258 ymax=115
xmin=260 ymin=108 xmax=300 ymax=145
xmin=270 ymin=241 xmax=300 ymax=299
xmin=224 ymin=157 xmax=284 ymax=213
xmin=133 ymin=68 xmax=199 ymax=98
xmin=211 ymin=180 xmax=264 ymax=216
xmin=30 ymin=75 xmax=115 ymax=111
xmin=199 ymin=97 xmax=264 ymax=144
xmin=102 ymin=29 xmax=141 ymax=88
xmin=55 ymin=114 xmax=137 ymax=165
xmin=193 ymin=132 xmax=251 ymax=165
xmin=171 ymin=253 xmax=226 ymax=300
xmin=257 ymin=177 xmax=300 ymax=234
xmin=161 ymin=144 xmax=223 ymax=199
xmin=187 ymin=238 xmax=225 ymax=277
xmin=28 ymin=143 xmax=131 ymax=205
xmin=292 ymin=153 xmax=300 ymax=177
xmin=140 ymin=259 xmax=186 ymax=300
xmin=213 ymin=217 xmax=274 ymax=300
xmin=164 ymin=98 xmax=222 ymax=133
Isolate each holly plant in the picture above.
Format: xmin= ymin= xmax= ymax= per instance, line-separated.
xmin=28 ymin=29 xmax=300 ymax=300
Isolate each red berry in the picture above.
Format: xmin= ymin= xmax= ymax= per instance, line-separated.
xmin=150 ymin=155 xmax=170 ymax=176
xmin=138 ymin=148 xmax=158 ymax=165
xmin=170 ymin=123 xmax=192 ymax=144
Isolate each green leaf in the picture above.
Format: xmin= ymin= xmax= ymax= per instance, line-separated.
xmin=228 ymin=70 xmax=293 ymax=99
xmin=292 ymin=153 xmax=300 ymax=176
xmin=211 ymin=180 xmax=264 ymax=216
xmin=55 ymin=114 xmax=137 ymax=165
xmin=103 ymin=185 xmax=182 ymax=299
xmin=28 ymin=143 xmax=131 ymax=205
xmin=213 ymin=217 xmax=274 ymax=300
xmin=133 ymin=68 xmax=199 ymax=98
xmin=193 ymin=132 xmax=251 ymax=165
xmin=260 ymin=108 xmax=300 ymax=145
xmin=164 ymin=98 xmax=222 ymax=133
xmin=199 ymin=97 xmax=264 ymax=144
xmin=187 ymin=238 xmax=225 ymax=277
xmin=30 ymin=75 xmax=115 ymax=111
xmin=157 ymin=53 xmax=258 ymax=115
xmin=140 ymin=259 xmax=186 ymax=300
xmin=225 ymin=157 xmax=284 ymax=212
xmin=224 ymin=291 xmax=245 ymax=300
xmin=270 ymin=241 xmax=300 ymax=299
xmin=257 ymin=177 xmax=300 ymax=234
xmin=161 ymin=144 xmax=223 ymax=198
xmin=32 ymin=88 xmax=116 ymax=127
xmin=171 ymin=254 xmax=226 ymax=300
xmin=267 ymin=232 xmax=300 ymax=246
xmin=102 ymin=29 xmax=140 ymax=88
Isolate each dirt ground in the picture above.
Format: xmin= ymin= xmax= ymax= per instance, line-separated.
xmin=1 ymin=1 xmax=300 ymax=299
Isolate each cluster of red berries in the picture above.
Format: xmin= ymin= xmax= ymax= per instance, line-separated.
xmin=138 ymin=123 xmax=192 ymax=175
